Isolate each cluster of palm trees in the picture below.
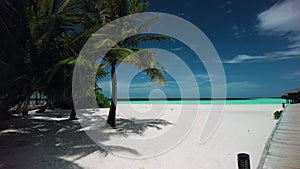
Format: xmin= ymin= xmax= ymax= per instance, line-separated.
xmin=0 ymin=0 xmax=170 ymax=127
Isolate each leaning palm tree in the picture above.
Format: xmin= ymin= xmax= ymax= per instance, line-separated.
xmin=104 ymin=47 xmax=168 ymax=128
xmin=94 ymin=0 xmax=172 ymax=127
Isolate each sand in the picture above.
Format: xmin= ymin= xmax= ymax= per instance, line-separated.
xmin=0 ymin=104 xmax=281 ymax=169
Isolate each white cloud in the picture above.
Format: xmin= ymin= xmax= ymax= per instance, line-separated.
xmin=226 ymin=10 xmax=232 ymax=14
xmin=287 ymin=34 xmax=300 ymax=48
xmin=224 ymin=48 xmax=300 ymax=64
xmin=285 ymin=70 xmax=300 ymax=79
xmin=226 ymin=81 xmax=261 ymax=89
xmin=170 ymin=47 xmax=183 ymax=52
xmin=128 ymin=82 xmax=160 ymax=88
xmin=227 ymin=0 xmax=300 ymax=64
xmin=224 ymin=55 xmax=266 ymax=64
xmin=223 ymin=48 xmax=300 ymax=64
xmin=195 ymin=74 xmax=209 ymax=80
xmin=99 ymin=77 xmax=260 ymax=98
xmin=205 ymin=81 xmax=260 ymax=91
xmin=231 ymin=25 xmax=246 ymax=38
xmin=257 ymin=0 xmax=300 ymax=33
xmin=199 ymin=81 xmax=261 ymax=98
xmin=177 ymin=13 xmax=185 ymax=16
xmin=99 ymin=74 xmax=208 ymax=98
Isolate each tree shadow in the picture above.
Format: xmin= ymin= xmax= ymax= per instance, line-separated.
xmin=0 ymin=108 xmax=173 ymax=168
xmin=0 ymin=110 xmax=99 ymax=169
xmin=115 ymin=118 xmax=173 ymax=136
xmin=76 ymin=109 xmax=173 ymax=155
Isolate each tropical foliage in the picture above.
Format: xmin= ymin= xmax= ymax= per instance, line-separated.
xmin=96 ymin=91 xmax=110 ymax=108
xmin=274 ymin=110 xmax=283 ymax=119
xmin=93 ymin=0 xmax=171 ymax=127
xmin=1 ymin=0 xmax=92 ymax=118
xmin=0 ymin=0 xmax=170 ymax=125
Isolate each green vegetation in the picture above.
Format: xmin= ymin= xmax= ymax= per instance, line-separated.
xmin=96 ymin=0 xmax=171 ymax=127
xmin=96 ymin=91 xmax=110 ymax=108
xmin=0 ymin=0 xmax=169 ymax=126
xmin=274 ymin=110 xmax=283 ymax=119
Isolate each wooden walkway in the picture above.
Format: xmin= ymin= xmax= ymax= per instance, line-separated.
xmin=258 ymin=104 xmax=300 ymax=169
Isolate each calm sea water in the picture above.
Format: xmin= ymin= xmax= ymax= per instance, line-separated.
xmin=118 ymin=98 xmax=286 ymax=104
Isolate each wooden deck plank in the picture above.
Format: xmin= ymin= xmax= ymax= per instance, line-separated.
xmin=258 ymin=104 xmax=300 ymax=169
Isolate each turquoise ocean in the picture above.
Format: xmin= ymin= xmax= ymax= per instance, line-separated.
xmin=118 ymin=98 xmax=286 ymax=104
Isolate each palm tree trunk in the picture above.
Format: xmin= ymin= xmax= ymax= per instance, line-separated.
xmin=20 ymin=99 xmax=29 ymax=116
xmin=69 ymin=101 xmax=77 ymax=120
xmin=17 ymin=94 xmax=30 ymax=116
xmin=0 ymin=90 xmax=28 ymax=117
xmin=36 ymin=100 xmax=48 ymax=113
xmin=107 ymin=62 xmax=117 ymax=128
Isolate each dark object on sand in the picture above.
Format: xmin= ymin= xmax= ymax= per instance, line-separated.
xmin=274 ymin=110 xmax=283 ymax=120
xmin=237 ymin=153 xmax=250 ymax=169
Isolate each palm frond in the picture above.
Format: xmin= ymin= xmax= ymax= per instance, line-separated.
xmin=96 ymin=63 xmax=109 ymax=80
xmin=105 ymin=47 xmax=135 ymax=62
xmin=143 ymin=68 xmax=166 ymax=86
xmin=122 ymin=34 xmax=173 ymax=47
xmin=128 ymin=0 xmax=148 ymax=14
xmin=136 ymin=15 xmax=159 ymax=32
xmin=106 ymin=48 xmax=167 ymax=86
xmin=0 ymin=74 xmax=30 ymax=93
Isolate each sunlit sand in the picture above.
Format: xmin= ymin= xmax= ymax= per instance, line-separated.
xmin=0 ymin=104 xmax=281 ymax=169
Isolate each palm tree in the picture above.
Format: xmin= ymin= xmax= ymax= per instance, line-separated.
xmin=94 ymin=0 xmax=172 ymax=127
xmin=41 ymin=0 xmax=111 ymax=119
xmin=104 ymin=47 xmax=168 ymax=128
xmin=28 ymin=0 xmax=83 ymax=107
xmin=0 ymin=0 xmax=85 ymax=118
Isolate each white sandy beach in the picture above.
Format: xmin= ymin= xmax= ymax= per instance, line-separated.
xmin=0 ymin=104 xmax=281 ymax=169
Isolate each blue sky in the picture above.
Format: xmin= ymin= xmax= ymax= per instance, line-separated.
xmin=98 ymin=0 xmax=300 ymax=98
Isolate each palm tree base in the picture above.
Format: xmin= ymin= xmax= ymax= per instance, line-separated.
xmin=69 ymin=117 xmax=78 ymax=120
xmin=69 ymin=107 xmax=77 ymax=120
xmin=106 ymin=119 xmax=116 ymax=128
xmin=107 ymin=103 xmax=116 ymax=128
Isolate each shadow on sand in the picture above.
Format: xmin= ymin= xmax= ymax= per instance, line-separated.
xmin=0 ymin=109 xmax=172 ymax=169
xmin=116 ymin=118 xmax=173 ymax=135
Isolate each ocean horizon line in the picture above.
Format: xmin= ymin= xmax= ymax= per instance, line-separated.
xmin=116 ymin=98 xmax=286 ymax=104
xmin=113 ymin=97 xmax=282 ymax=101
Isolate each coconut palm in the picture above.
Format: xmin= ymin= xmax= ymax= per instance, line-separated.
xmin=28 ymin=0 xmax=83 ymax=104
xmin=93 ymin=0 xmax=172 ymax=127
xmin=103 ymin=47 xmax=169 ymax=128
